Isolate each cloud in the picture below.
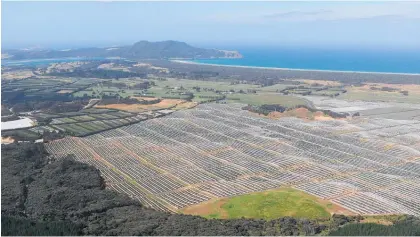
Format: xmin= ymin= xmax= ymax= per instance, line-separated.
xmin=205 ymin=2 xmax=420 ymax=24
xmin=260 ymin=9 xmax=418 ymax=22
xmin=263 ymin=9 xmax=334 ymax=20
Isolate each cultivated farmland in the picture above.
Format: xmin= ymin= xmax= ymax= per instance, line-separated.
xmin=45 ymin=103 xmax=420 ymax=215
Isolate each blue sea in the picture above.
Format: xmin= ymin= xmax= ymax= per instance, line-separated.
xmin=191 ymin=47 xmax=420 ymax=74
xmin=3 ymin=47 xmax=420 ymax=74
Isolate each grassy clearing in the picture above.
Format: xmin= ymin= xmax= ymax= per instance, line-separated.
xmin=181 ymin=188 xmax=351 ymax=220
xmin=257 ymin=84 xmax=296 ymax=92
xmin=152 ymin=78 xmax=261 ymax=91
xmin=2 ymin=129 xmax=42 ymax=141
xmin=71 ymin=78 xmax=313 ymax=108
xmin=73 ymin=84 xmax=146 ymax=98
xmin=192 ymin=91 xmax=224 ymax=102
xmin=340 ymin=90 xmax=420 ymax=103
xmin=225 ymin=93 xmax=310 ymax=107
xmin=340 ymin=84 xmax=420 ymax=103
xmin=72 ymin=90 xmax=95 ymax=97
xmin=94 ymin=98 xmax=185 ymax=112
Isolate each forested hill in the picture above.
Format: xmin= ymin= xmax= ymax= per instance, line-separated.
xmin=2 ymin=143 xmax=420 ymax=236
xmin=3 ymin=40 xmax=242 ymax=60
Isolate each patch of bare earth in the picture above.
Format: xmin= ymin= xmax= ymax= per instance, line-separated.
xmin=1 ymin=137 xmax=15 ymax=144
xmin=174 ymin=101 xmax=199 ymax=110
xmin=255 ymin=108 xmax=339 ymax=121
xmin=94 ymin=99 xmax=185 ymax=112
xmin=57 ymin=90 xmax=74 ymax=94
xmin=181 ymin=198 xmax=229 ymax=219
xmin=313 ymin=111 xmax=334 ymax=121
xmin=319 ymin=199 xmax=356 ymax=216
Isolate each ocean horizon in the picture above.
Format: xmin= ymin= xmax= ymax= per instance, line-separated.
xmin=190 ymin=47 xmax=420 ymax=74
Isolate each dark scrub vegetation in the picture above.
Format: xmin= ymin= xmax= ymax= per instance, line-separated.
xmin=1 ymin=216 xmax=82 ymax=236
xmin=329 ymin=216 xmax=420 ymax=236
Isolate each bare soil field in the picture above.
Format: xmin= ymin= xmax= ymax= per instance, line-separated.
xmin=173 ymin=101 xmax=199 ymax=110
xmin=256 ymin=108 xmax=334 ymax=121
xmin=94 ymin=98 xmax=185 ymax=112
xmin=1 ymin=136 xmax=15 ymax=144
xmin=56 ymin=89 xmax=74 ymax=94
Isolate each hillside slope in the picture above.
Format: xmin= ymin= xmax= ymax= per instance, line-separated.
xmin=2 ymin=143 xmax=418 ymax=236
xmin=4 ymin=41 xmax=242 ymax=60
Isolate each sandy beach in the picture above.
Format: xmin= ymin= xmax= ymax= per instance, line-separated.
xmin=171 ymin=60 xmax=420 ymax=76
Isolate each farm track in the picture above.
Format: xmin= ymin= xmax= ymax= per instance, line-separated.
xmin=45 ymin=103 xmax=420 ymax=216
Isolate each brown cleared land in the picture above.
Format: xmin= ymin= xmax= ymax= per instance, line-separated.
xmin=173 ymin=101 xmax=199 ymax=110
xmin=255 ymin=108 xmax=335 ymax=121
xmin=94 ymin=99 xmax=186 ymax=112
xmin=181 ymin=198 xmax=230 ymax=219
xmin=57 ymin=89 xmax=74 ymax=94
xmin=1 ymin=136 xmax=16 ymax=144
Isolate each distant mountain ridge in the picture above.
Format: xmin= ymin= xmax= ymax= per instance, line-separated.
xmin=3 ymin=40 xmax=242 ymax=60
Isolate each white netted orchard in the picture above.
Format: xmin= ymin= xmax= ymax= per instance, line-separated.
xmin=46 ymin=103 xmax=420 ymax=215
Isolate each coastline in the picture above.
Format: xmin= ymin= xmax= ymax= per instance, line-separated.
xmin=171 ymin=60 xmax=420 ymax=76
xmin=1 ymin=56 xmax=122 ymax=66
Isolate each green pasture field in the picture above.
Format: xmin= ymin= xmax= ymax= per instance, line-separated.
xmin=257 ymin=84 xmax=296 ymax=92
xmin=181 ymin=188 xmax=338 ymax=220
xmin=72 ymin=90 xmax=95 ymax=97
xmin=76 ymin=122 xmax=105 ymax=131
xmin=58 ymin=117 xmax=77 ymax=123
xmin=340 ymin=90 xmax=420 ymax=103
xmin=2 ymin=129 xmax=42 ymax=141
xmin=91 ymin=121 xmax=112 ymax=129
xmin=151 ymin=78 xmax=260 ymax=91
xmin=71 ymin=115 xmax=96 ymax=122
xmin=89 ymin=113 xmax=119 ymax=119
xmin=192 ymin=91 xmax=225 ymax=102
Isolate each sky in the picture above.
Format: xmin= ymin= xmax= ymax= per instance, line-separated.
xmin=2 ymin=1 xmax=420 ymax=50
